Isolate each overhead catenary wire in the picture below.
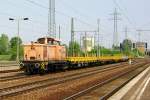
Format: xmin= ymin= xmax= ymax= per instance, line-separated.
xmin=4 ymin=0 xmax=47 ymax=18
xmin=58 ymin=0 xmax=113 ymax=34
xmin=0 ymin=13 xmax=48 ymax=38
xmin=25 ymin=0 xmax=96 ymax=29
xmin=2 ymin=0 xmax=111 ymax=36
xmin=0 ymin=12 xmax=48 ymax=30
xmin=4 ymin=0 xmax=91 ymax=28
xmin=113 ymin=0 xmax=137 ymax=30
xmin=59 ymin=0 xmax=93 ymax=20
xmin=141 ymin=21 xmax=150 ymax=28
xmin=0 ymin=0 xmax=49 ymax=29
xmin=112 ymin=0 xmax=142 ymax=45
xmin=1 ymin=0 xmax=99 ymax=45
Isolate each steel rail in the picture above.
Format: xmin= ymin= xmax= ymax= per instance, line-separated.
xmin=0 ymin=62 xmax=130 ymax=98
xmin=0 ymin=62 xmax=127 ymax=82
xmin=100 ymin=63 xmax=150 ymax=100
xmin=63 ymin=62 xmax=147 ymax=100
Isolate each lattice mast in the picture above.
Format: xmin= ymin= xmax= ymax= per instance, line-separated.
xmin=48 ymin=0 xmax=56 ymax=38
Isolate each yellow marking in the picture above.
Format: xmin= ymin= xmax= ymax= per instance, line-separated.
xmin=40 ymin=63 xmax=45 ymax=70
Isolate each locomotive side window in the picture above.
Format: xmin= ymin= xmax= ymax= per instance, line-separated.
xmin=53 ymin=41 xmax=60 ymax=45
xmin=48 ymin=40 xmax=60 ymax=45
xmin=25 ymin=54 xmax=27 ymax=59
xmin=48 ymin=41 xmax=53 ymax=45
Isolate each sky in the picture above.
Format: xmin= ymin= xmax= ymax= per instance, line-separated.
xmin=0 ymin=0 xmax=150 ymax=48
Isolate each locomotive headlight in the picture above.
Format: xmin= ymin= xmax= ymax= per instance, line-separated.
xmin=35 ymin=63 xmax=40 ymax=68
xmin=20 ymin=62 xmax=24 ymax=67
xmin=19 ymin=62 xmax=24 ymax=70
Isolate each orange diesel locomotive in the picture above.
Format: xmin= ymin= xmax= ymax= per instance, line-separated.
xmin=21 ymin=37 xmax=66 ymax=74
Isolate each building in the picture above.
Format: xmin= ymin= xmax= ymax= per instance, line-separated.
xmin=82 ymin=36 xmax=95 ymax=52
xmin=133 ymin=42 xmax=147 ymax=54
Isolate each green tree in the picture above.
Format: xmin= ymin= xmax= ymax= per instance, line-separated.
xmin=90 ymin=46 xmax=121 ymax=56
xmin=68 ymin=41 xmax=81 ymax=57
xmin=9 ymin=37 xmax=23 ymax=60
xmin=131 ymin=48 xmax=144 ymax=57
xmin=0 ymin=34 xmax=9 ymax=54
xmin=122 ymin=39 xmax=132 ymax=55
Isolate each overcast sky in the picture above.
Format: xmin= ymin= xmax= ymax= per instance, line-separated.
xmin=0 ymin=0 xmax=150 ymax=48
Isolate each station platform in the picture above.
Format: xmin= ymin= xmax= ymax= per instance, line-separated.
xmin=109 ymin=66 xmax=150 ymax=100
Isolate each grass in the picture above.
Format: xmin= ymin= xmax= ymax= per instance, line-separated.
xmin=0 ymin=55 xmax=11 ymax=61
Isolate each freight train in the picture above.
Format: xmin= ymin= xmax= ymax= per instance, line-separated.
xmin=20 ymin=37 xmax=129 ymax=74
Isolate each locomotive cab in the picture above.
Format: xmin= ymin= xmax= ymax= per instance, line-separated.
xmin=21 ymin=37 xmax=66 ymax=74
xmin=37 ymin=37 xmax=61 ymax=45
xmin=23 ymin=37 xmax=65 ymax=61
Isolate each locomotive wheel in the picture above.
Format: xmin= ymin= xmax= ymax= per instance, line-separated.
xmin=25 ymin=68 xmax=29 ymax=75
xmin=25 ymin=66 xmax=33 ymax=75
xmin=52 ymin=65 xmax=56 ymax=72
xmin=48 ymin=64 xmax=56 ymax=72
xmin=39 ymin=69 xmax=45 ymax=74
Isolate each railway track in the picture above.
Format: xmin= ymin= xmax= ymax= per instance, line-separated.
xmin=100 ymin=64 xmax=150 ymax=100
xmin=0 ymin=73 xmax=27 ymax=82
xmin=0 ymin=62 xmax=19 ymax=73
xmin=0 ymin=60 xmax=138 ymax=82
xmin=0 ymin=69 xmax=20 ymax=73
xmin=63 ymin=63 xmax=150 ymax=100
xmin=1 ymin=62 xmax=129 ymax=83
xmin=0 ymin=62 xmax=130 ymax=98
xmin=0 ymin=64 xmax=19 ymax=67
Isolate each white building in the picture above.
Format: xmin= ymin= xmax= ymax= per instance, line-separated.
xmin=82 ymin=37 xmax=95 ymax=52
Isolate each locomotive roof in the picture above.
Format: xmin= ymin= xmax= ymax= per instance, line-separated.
xmin=37 ymin=37 xmax=60 ymax=42
xmin=24 ymin=37 xmax=61 ymax=45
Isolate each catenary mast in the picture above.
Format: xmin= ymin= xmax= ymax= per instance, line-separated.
xmin=48 ymin=0 xmax=56 ymax=38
